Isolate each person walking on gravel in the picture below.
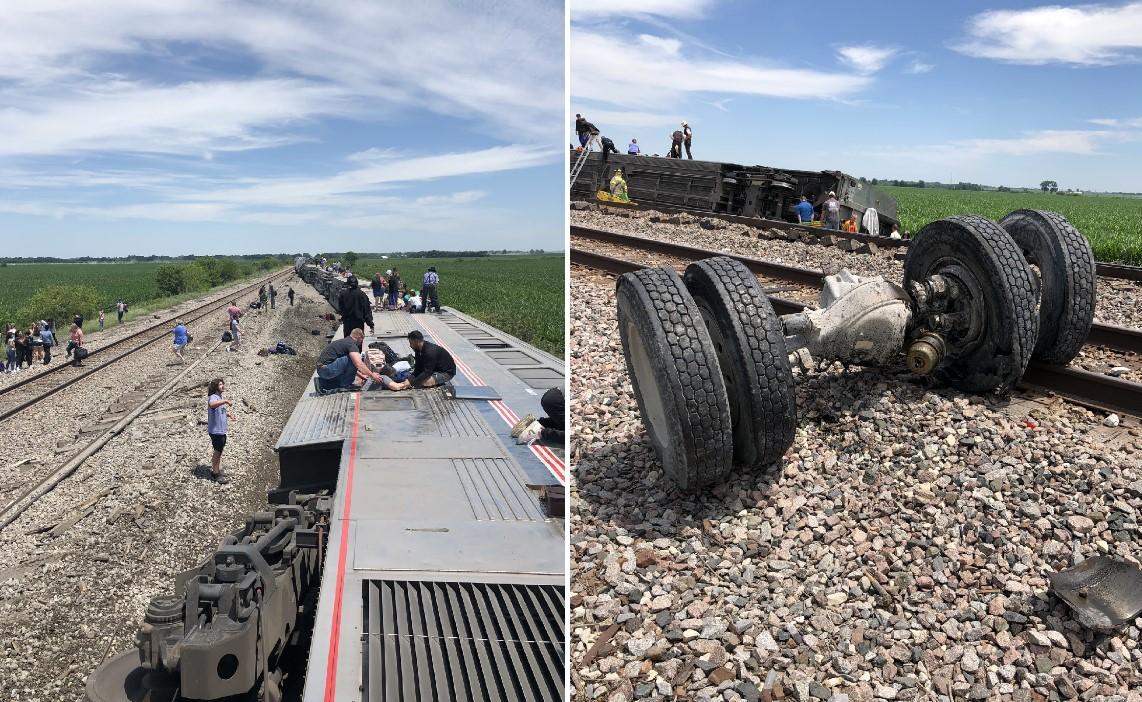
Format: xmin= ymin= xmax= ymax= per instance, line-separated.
xmin=172 ymin=320 xmax=189 ymax=363
xmin=269 ymin=284 xmax=278 ymax=309
xmin=258 ymin=286 xmax=268 ymax=311
xmin=206 ymin=378 xmax=234 ymax=484
xmin=226 ymin=300 xmax=243 ymax=352
xmin=6 ymin=329 xmax=18 ymax=372
xmin=66 ymin=323 xmax=84 ymax=365
xmin=287 ymin=286 xmax=295 ymax=306
xmin=116 ymin=300 xmax=126 ymax=324
xmin=39 ymin=324 xmax=53 ymax=365
xmin=823 ymin=191 xmax=841 ymax=231
xmin=98 ymin=309 xmax=105 ymax=331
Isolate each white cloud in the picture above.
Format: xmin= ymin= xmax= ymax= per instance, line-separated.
xmin=836 ymin=45 xmax=897 ymax=74
xmin=907 ymin=61 xmax=934 ymax=74
xmin=884 ymin=129 xmax=1117 ymax=165
xmin=955 ymin=2 xmax=1142 ymax=65
xmin=572 ymin=30 xmax=872 ymax=108
xmin=0 ymin=79 xmax=352 ymax=157
xmin=0 ymin=0 xmax=564 ymax=155
xmin=1089 ymin=117 xmax=1142 ymax=128
xmin=191 ymin=145 xmax=558 ymax=207
xmin=571 ymin=0 xmax=716 ymax=19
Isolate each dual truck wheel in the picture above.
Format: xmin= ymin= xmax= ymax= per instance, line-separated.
xmin=618 ymin=211 xmax=1095 ymax=490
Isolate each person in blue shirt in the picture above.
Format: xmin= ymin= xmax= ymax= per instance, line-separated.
xmin=172 ymin=320 xmax=189 ymax=363
xmin=794 ymin=196 xmax=815 ymax=224
xmin=628 ymin=138 xmax=640 ymax=155
xmin=39 ymin=324 xmax=54 ymax=365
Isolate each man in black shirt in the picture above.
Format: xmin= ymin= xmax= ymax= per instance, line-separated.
xmin=338 ymin=277 xmax=373 ymax=338
xmin=315 ymin=329 xmax=385 ymax=391
xmin=388 ymin=330 xmax=456 ymax=390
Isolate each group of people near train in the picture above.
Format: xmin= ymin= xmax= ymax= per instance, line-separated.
xmin=366 ymin=266 xmax=441 ymax=313
xmin=3 ymin=314 xmax=92 ymax=372
xmin=315 ymin=328 xmax=456 ymax=393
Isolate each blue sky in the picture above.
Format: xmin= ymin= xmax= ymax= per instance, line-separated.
xmin=571 ymin=0 xmax=1142 ymax=193
xmin=0 ymin=1 xmax=564 ymax=257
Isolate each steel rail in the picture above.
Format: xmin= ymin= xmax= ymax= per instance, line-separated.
xmin=0 ymin=268 xmax=292 ymax=423
xmin=571 ymin=246 xmax=1142 ymax=418
xmin=571 ymin=226 xmax=1142 ymax=355
xmin=578 ymin=199 xmax=1142 ymax=282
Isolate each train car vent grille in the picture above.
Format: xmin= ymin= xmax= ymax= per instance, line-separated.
xmin=362 ymin=580 xmax=565 ymax=701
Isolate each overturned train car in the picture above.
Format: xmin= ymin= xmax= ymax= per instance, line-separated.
xmin=570 ymin=149 xmax=899 ymax=231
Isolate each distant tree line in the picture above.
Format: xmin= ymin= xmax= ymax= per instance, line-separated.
xmin=155 ymin=257 xmax=280 ymax=296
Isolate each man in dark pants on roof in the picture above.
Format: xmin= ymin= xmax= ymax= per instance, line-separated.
xmin=337 ymin=276 xmax=373 ymax=338
xmin=316 ymin=329 xmax=385 ymax=392
xmin=388 ymin=330 xmax=456 ymax=390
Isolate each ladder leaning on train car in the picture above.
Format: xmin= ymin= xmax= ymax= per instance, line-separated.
xmin=570 ymin=133 xmax=602 ymax=187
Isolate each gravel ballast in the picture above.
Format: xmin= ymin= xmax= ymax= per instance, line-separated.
xmin=0 ymin=279 xmax=333 ymax=701
xmin=569 ymin=268 xmax=1142 ymax=702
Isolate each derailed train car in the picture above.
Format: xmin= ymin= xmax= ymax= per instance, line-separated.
xmin=570 ymin=149 xmax=899 ymax=231
xmin=86 ymin=262 xmax=568 ymax=702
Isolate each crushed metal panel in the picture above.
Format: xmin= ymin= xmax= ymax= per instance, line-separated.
xmin=1049 ymin=556 xmax=1142 ymax=629
xmin=448 ymin=385 xmax=503 ymax=401
xmin=274 ymin=391 xmax=355 ymax=450
xmin=362 ymin=580 xmax=565 ymax=701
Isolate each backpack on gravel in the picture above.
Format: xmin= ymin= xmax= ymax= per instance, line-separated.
xmin=222 ymin=331 xmax=233 ymax=342
xmin=74 ymin=347 xmax=89 ymax=360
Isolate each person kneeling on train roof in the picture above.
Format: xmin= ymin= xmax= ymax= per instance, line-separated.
xmin=386 ymin=330 xmax=456 ymax=391
xmin=316 ymin=328 xmax=385 ymax=392
xmin=338 ymin=276 xmax=373 ymax=338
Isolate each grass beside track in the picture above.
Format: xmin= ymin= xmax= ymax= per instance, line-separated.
xmin=882 ymin=186 xmax=1142 ymax=265
xmin=354 ymin=254 xmax=564 ymax=356
xmin=0 ymin=263 xmax=275 ymax=333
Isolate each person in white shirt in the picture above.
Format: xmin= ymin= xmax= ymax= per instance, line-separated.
xmin=408 ymin=292 xmax=423 ymax=313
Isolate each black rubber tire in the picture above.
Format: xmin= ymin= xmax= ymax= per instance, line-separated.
xmin=904 ymin=215 xmax=1039 ymax=393
xmin=683 ymin=257 xmax=797 ymax=467
xmin=616 ymin=267 xmax=733 ymax=490
xmin=998 ymin=210 xmax=1096 ymax=365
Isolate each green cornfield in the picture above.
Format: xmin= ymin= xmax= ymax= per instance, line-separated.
xmin=882 ymin=187 xmax=1142 ymax=265
xmin=0 ymin=262 xmax=168 ymax=326
xmin=355 ymin=254 xmax=565 ymax=356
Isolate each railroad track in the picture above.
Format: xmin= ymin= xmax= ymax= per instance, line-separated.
xmin=571 ymin=243 xmax=1142 ymax=419
xmin=578 ymin=200 xmax=1142 ymax=283
xmin=0 ymin=268 xmax=294 ymax=529
xmin=0 ymin=268 xmax=292 ymax=423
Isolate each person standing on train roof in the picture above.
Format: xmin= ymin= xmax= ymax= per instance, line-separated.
xmin=338 ymin=276 xmax=373 ymax=338
xmin=794 ymin=196 xmax=814 ymax=224
xmin=681 ymin=121 xmax=693 ymax=159
xmin=422 ymin=267 xmax=440 ymax=313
